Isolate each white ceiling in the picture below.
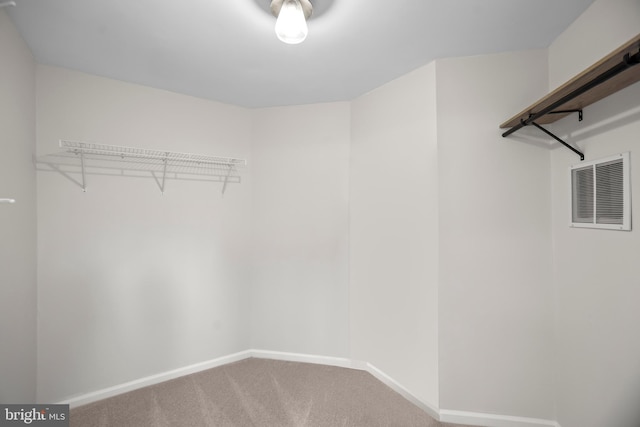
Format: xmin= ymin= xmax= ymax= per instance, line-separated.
xmin=7 ymin=0 xmax=596 ymax=108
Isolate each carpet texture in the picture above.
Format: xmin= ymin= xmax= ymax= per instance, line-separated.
xmin=71 ymin=358 xmax=474 ymax=427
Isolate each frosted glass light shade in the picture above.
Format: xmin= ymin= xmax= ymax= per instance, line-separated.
xmin=275 ymin=0 xmax=308 ymax=44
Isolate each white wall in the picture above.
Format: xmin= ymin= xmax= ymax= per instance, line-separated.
xmin=0 ymin=10 xmax=37 ymax=403
xmin=349 ymin=63 xmax=440 ymax=407
xmin=9 ymin=1 xmax=638 ymax=422
xmin=548 ymin=0 xmax=640 ymax=89
xmin=36 ymin=66 xmax=253 ymax=402
xmin=436 ymin=50 xmax=556 ymax=420
xmin=250 ymin=103 xmax=350 ymax=357
xmin=549 ymin=1 xmax=640 ymax=426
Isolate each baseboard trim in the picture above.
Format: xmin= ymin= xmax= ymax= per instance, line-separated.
xmin=439 ymin=409 xmax=561 ymax=427
xmin=249 ymin=350 xmax=441 ymax=421
xmin=59 ymin=349 xmax=252 ymax=408
xmin=249 ymin=349 xmax=366 ymax=370
xmin=364 ymin=362 xmax=440 ymax=421
xmin=59 ymin=349 xmax=560 ymax=427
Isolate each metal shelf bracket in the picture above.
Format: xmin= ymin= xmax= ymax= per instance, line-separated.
xmin=527 ymin=109 xmax=585 ymax=161
xmin=79 ymin=149 xmax=87 ymax=191
xmin=528 ymin=120 xmax=585 ymax=161
xmin=547 ymin=109 xmax=583 ymax=122
xmin=221 ymin=164 xmax=235 ymax=195
xmin=160 ymin=153 xmax=168 ymax=194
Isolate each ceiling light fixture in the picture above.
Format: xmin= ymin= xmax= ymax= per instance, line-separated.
xmin=270 ymin=0 xmax=312 ymax=45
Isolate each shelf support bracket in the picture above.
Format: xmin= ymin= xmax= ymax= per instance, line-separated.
xmin=222 ymin=164 xmax=235 ymax=195
xmin=79 ymin=150 xmax=87 ymax=192
xmin=160 ymin=153 xmax=169 ymax=194
xmin=529 ymin=120 xmax=584 ymax=161
xmin=547 ymin=109 xmax=583 ymax=122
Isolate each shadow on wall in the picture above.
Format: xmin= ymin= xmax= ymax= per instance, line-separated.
xmin=604 ymin=379 xmax=640 ymax=427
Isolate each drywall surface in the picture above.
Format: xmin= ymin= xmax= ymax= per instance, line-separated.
xmin=548 ymin=0 xmax=640 ymax=89
xmin=250 ymin=103 xmax=350 ymax=357
xmin=0 ymin=10 xmax=37 ymax=403
xmin=551 ymin=85 xmax=640 ymax=427
xmin=549 ymin=1 xmax=640 ymax=426
xmin=437 ymin=50 xmax=555 ymax=420
xmin=349 ymin=63 xmax=439 ymax=407
xmin=35 ymin=66 xmax=252 ymax=402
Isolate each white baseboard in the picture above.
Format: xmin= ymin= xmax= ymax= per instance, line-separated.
xmin=440 ymin=409 xmax=561 ymax=427
xmin=249 ymin=349 xmax=365 ymax=370
xmin=364 ymin=362 xmax=440 ymax=421
xmin=59 ymin=349 xmax=252 ymax=408
xmin=59 ymin=349 xmax=560 ymax=427
xmin=248 ymin=350 xmax=441 ymax=420
xmin=60 ymin=349 xmax=357 ymax=408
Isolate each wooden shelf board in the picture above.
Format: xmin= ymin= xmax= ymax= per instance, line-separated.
xmin=500 ymin=33 xmax=640 ymax=129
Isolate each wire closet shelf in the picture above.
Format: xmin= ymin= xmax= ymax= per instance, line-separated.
xmin=37 ymin=140 xmax=247 ymax=194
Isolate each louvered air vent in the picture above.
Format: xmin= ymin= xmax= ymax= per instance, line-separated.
xmin=571 ymin=152 xmax=631 ymax=230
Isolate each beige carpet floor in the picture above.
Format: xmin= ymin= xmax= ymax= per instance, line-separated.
xmin=71 ymin=358 xmax=474 ymax=427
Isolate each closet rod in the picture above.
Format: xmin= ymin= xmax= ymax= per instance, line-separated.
xmin=502 ymin=50 xmax=640 ymax=138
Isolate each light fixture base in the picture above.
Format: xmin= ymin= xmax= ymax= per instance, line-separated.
xmin=270 ymin=0 xmax=312 ymax=20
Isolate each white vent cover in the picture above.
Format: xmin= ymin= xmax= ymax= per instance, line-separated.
xmin=570 ymin=152 xmax=631 ymax=230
